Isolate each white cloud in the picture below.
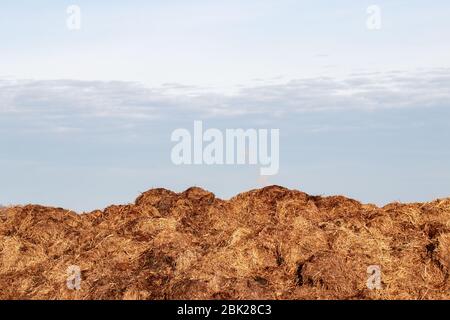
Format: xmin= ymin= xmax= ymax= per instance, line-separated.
xmin=1 ymin=69 xmax=449 ymax=125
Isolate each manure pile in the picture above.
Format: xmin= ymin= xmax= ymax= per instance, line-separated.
xmin=0 ymin=186 xmax=449 ymax=300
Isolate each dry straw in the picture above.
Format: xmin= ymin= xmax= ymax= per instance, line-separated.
xmin=0 ymin=186 xmax=449 ymax=299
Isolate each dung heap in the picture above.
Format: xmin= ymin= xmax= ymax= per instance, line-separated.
xmin=0 ymin=186 xmax=449 ymax=300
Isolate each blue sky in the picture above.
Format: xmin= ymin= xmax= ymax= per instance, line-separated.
xmin=1 ymin=1 xmax=450 ymax=211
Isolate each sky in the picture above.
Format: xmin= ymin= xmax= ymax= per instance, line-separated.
xmin=1 ymin=0 xmax=450 ymax=212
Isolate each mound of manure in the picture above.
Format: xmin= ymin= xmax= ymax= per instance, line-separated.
xmin=0 ymin=186 xmax=449 ymax=300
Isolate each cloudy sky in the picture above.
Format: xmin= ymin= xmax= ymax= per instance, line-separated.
xmin=1 ymin=0 xmax=450 ymax=211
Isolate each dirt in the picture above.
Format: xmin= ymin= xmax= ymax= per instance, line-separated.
xmin=0 ymin=186 xmax=449 ymax=300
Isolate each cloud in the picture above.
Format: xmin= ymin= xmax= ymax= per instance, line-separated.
xmin=1 ymin=69 xmax=449 ymax=129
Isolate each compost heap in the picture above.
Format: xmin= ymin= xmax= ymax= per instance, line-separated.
xmin=0 ymin=186 xmax=449 ymax=299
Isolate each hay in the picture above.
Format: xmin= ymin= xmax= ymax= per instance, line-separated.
xmin=0 ymin=186 xmax=449 ymax=300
